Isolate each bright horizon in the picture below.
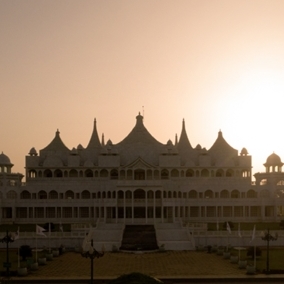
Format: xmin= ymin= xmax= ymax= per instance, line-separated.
xmin=1 ymin=0 xmax=284 ymax=178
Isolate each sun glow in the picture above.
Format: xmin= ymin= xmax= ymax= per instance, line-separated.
xmin=221 ymin=68 xmax=284 ymax=174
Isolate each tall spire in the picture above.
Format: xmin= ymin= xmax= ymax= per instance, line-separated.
xmin=102 ymin=133 xmax=105 ymax=146
xmin=86 ymin=118 xmax=101 ymax=149
xmin=178 ymin=119 xmax=193 ymax=149
xmin=175 ymin=134 xmax=178 ymax=145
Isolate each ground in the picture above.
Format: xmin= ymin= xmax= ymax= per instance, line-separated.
xmin=23 ymin=250 xmax=245 ymax=280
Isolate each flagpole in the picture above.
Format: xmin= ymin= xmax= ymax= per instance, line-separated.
xmin=238 ymin=223 xmax=240 ymax=261
xmin=254 ymin=244 xmax=256 ymax=268
xmin=217 ymin=220 xmax=219 ymax=247
xmin=49 ymin=223 xmax=51 ymax=253
xmin=18 ymin=246 xmax=20 ymax=268
xmin=36 ymin=225 xmax=38 ymax=261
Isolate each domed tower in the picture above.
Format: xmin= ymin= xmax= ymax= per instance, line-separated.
xmin=264 ymin=153 xmax=283 ymax=173
xmin=0 ymin=152 xmax=24 ymax=186
xmin=0 ymin=152 xmax=13 ymax=174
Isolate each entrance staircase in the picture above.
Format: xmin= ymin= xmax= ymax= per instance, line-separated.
xmin=120 ymin=225 xmax=159 ymax=251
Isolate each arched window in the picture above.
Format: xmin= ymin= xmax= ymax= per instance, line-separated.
xmin=147 ymin=190 xmax=154 ymax=199
xmin=21 ymin=190 xmax=31 ymax=199
xmin=82 ymin=190 xmax=90 ymax=199
xmin=120 ymin=170 xmax=125 ymax=179
xmin=204 ymin=190 xmax=213 ymax=198
xmin=188 ymin=190 xmax=197 ymax=198
xmin=85 ymin=169 xmax=93 ymax=177
xmin=134 ymin=189 xmax=145 ymax=199
xmin=134 ymin=169 xmax=145 ymax=180
xmin=49 ymin=190 xmax=58 ymax=199
xmin=186 ymin=169 xmax=194 ymax=177
xmin=69 ymin=169 xmax=78 ymax=178
xmin=247 ymin=189 xmax=257 ymax=198
xmin=154 ymin=170 xmax=159 ymax=179
xmin=118 ymin=190 xmax=124 ymax=199
xmin=231 ymin=190 xmax=240 ymax=198
xmin=7 ymin=190 xmax=17 ymax=199
xmin=38 ymin=190 xmax=47 ymax=199
xmin=171 ymin=169 xmax=179 ymax=178
xmin=43 ymin=169 xmax=52 ymax=178
xmin=226 ymin=169 xmax=234 ymax=177
xmin=220 ymin=190 xmax=229 ymax=198
xmin=110 ymin=169 xmax=118 ymax=179
xmin=155 ymin=190 xmax=161 ymax=199
xmin=216 ymin=169 xmax=224 ymax=177
xmin=201 ymin=169 xmax=209 ymax=177
xmin=125 ymin=190 xmax=132 ymax=199
xmin=54 ymin=169 xmax=63 ymax=177
xmin=65 ymin=190 xmax=74 ymax=199
xmin=161 ymin=169 xmax=169 ymax=180
xmin=147 ymin=169 xmax=152 ymax=179
xmin=100 ymin=169 xmax=108 ymax=178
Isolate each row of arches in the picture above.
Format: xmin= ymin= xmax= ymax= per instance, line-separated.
xmin=16 ymin=188 xmax=261 ymax=200
xmin=27 ymin=168 xmax=251 ymax=179
xmin=2 ymin=188 xmax=280 ymax=200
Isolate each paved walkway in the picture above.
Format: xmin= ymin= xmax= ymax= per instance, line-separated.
xmin=19 ymin=250 xmax=248 ymax=281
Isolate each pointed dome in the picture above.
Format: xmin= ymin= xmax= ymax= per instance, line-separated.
xmin=178 ymin=119 xmax=193 ymax=150
xmin=86 ymin=118 xmax=101 ymax=149
xmin=40 ymin=129 xmax=70 ymax=156
xmin=177 ymin=119 xmax=196 ymax=164
xmin=0 ymin=152 xmax=12 ymax=165
xmin=115 ymin=113 xmax=164 ymax=165
xmin=208 ymin=130 xmax=238 ymax=166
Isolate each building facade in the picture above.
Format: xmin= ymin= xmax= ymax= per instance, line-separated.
xmin=1 ymin=113 xmax=284 ymax=225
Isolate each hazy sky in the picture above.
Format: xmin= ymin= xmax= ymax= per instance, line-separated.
xmin=1 ymin=0 xmax=284 ymax=177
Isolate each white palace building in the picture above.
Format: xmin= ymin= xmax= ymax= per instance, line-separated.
xmin=1 ymin=113 xmax=284 ymax=250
